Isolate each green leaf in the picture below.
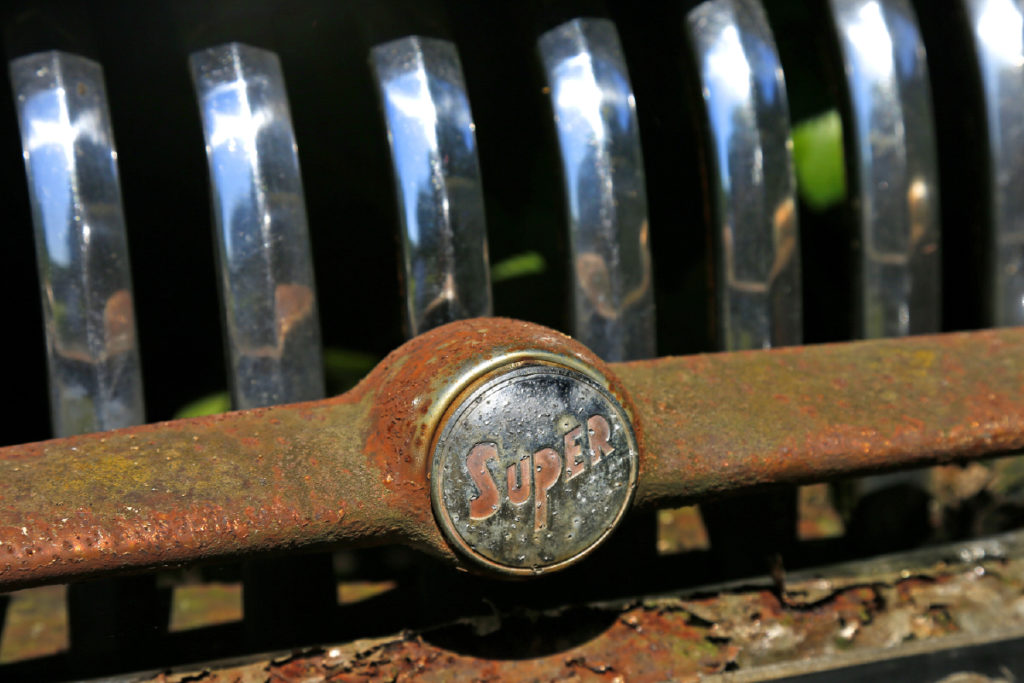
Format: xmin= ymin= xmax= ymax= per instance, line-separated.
xmin=323 ymin=348 xmax=379 ymax=394
xmin=491 ymin=251 xmax=546 ymax=283
xmin=792 ymin=109 xmax=848 ymax=211
xmin=174 ymin=391 xmax=231 ymax=419
xmin=174 ymin=347 xmax=380 ymax=418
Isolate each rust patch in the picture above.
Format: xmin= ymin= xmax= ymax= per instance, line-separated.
xmin=359 ymin=317 xmax=639 ymax=562
xmin=0 ymin=322 xmax=1023 ymax=588
xmin=0 ymin=318 xmax=635 ymax=587
xmin=621 ymin=328 xmax=1024 ymax=507
xmin=141 ymin=549 xmax=1024 ymax=682
xmin=0 ymin=392 xmax=394 ymax=590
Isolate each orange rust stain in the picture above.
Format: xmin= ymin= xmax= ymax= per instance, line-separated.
xmin=360 ymin=317 xmax=638 ymax=542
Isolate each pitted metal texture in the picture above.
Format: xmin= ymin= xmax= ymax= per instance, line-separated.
xmin=430 ymin=361 xmax=639 ymax=576
xmin=4 ymin=320 xmax=1024 ymax=589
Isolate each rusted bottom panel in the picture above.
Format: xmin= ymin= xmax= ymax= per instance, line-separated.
xmin=139 ymin=532 xmax=1024 ymax=683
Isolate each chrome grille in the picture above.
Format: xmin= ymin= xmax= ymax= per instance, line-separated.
xmin=1 ymin=0 xmax=1022 ymax=678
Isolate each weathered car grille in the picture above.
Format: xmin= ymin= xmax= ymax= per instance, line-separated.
xmin=2 ymin=0 xmax=1024 ymax=680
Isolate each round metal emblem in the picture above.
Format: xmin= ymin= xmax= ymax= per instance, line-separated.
xmin=430 ymin=362 xmax=639 ymax=576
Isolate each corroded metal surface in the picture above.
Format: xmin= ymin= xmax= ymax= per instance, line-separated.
xmin=0 ymin=319 xmax=622 ymax=588
xmin=432 ymin=363 xmax=639 ymax=575
xmin=139 ymin=533 xmax=1024 ymax=682
xmin=1 ymin=320 xmax=1024 ymax=588
xmin=624 ymin=327 xmax=1024 ymax=507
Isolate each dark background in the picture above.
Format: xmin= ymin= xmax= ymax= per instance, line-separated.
xmin=0 ymin=0 xmax=1001 ymax=677
xmin=0 ymin=0 xmax=987 ymax=448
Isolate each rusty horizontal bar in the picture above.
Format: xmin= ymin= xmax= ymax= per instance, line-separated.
xmin=1 ymin=319 xmax=1023 ymax=589
xmin=624 ymin=326 xmax=1024 ymax=506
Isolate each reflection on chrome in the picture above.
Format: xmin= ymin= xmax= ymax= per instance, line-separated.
xmin=190 ymin=43 xmax=324 ymax=409
xmin=828 ymin=0 xmax=941 ymax=338
xmin=370 ymin=36 xmax=491 ymax=337
xmin=964 ymin=0 xmax=1024 ymax=325
xmin=10 ymin=51 xmax=145 ymax=437
xmin=539 ymin=18 xmax=656 ymax=362
xmin=687 ymin=0 xmax=802 ymax=351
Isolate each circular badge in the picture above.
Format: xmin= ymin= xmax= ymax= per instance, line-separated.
xmin=430 ymin=362 xmax=639 ymax=576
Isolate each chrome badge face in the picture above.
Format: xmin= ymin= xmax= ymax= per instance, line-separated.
xmin=431 ymin=363 xmax=639 ymax=575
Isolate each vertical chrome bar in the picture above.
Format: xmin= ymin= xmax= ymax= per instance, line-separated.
xmin=190 ymin=43 xmax=324 ymax=409
xmin=11 ymin=50 xmax=157 ymax=662
xmin=370 ymin=36 xmax=492 ymax=336
xmin=686 ymin=0 xmax=802 ymax=350
xmin=828 ymin=0 xmax=940 ymax=530
xmin=685 ymin=0 xmax=801 ymax=560
xmin=963 ymin=0 xmax=1024 ymax=326
xmin=539 ymin=18 xmax=656 ymax=361
xmin=10 ymin=51 xmax=145 ymax=437
xmin=191 ymin=42 xmax=333 ymax=648
xmin=828 ymin=0 xmax=941 ymax=338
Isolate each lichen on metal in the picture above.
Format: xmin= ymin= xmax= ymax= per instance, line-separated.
xmin=1 ymin=319 xmax=1023 ymax=589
